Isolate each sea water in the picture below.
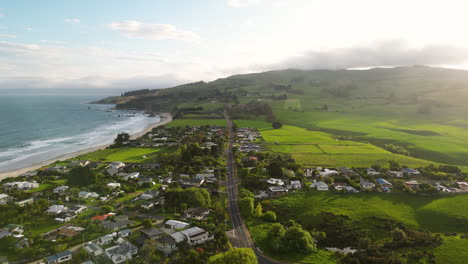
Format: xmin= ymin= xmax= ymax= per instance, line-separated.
xmin=0 ymin=95 xmax=160 ymax=173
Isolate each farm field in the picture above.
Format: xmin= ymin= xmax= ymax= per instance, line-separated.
xmin=165 ymin=118 xmax=226 ymax=128
xmin=255 ymin=124 xmax=442 ymax=168
xmin=74 ymin=147 xmax=162 ymax=163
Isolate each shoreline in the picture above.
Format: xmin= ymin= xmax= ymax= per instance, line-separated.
xmin=0 ymin=112 xmax=172 ymax=181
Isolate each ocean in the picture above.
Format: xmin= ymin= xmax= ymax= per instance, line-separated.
xmin=0 ymin=95 xmax=160 ymax=173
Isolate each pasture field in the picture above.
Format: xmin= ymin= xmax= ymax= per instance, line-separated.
xmin=75 ymin=147 xmax=162 ymax=163
xmin=257 ymin=125 xmax=440 ymax=168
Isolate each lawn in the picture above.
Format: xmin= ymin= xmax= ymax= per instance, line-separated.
xmin=74 ymin=147 xmax=162 ymax=163
xmin=434 ymin=236 xmax=468 ymax=264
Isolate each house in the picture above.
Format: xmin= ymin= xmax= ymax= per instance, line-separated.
xmin=267 ymin=178 xmax=284 ymax=186
xmin=156 ymin=236 xmax=178 ymax=256
xmin=435 ymin=183 xmax=452 ymax=192
xmin=339 ymin=167 xmax=356 ymax=176
xmin=46 ymin=250 xmax=72 ymax=264
xmin=140 ymin=163 xmax=161 ymax=170
xmin=360 ymin=180 xmax=376 ymax=190
xmin=57 ymin=225 xmax=85 ymax=237
xmin=170 ymin=232 xmax=186 ymax=243
xmin=367 ymin=167 xmax=380 ymax=176
xmin=105 ymin=241 xmax=138 ymax=264
xmin=402 ymin=168 xmax=420 ymax=175
xmin=404 ymin=180 xmax=420 ymax=189
xmin=91 ymin=213 xmax=115 ymax=221
xmin=20 ymin=171 xmax=38 ymax=178
xmin=121 ymin=172 xmax=140 ymax=181
xmin=345 ymin=186 xmax=359 ymax=193
xmin=53 ymin=186 xmax=69 ymax=195
xmin=333 ymin=182 xmax=347 ymax=191
xmin=180 ymin=227 xmax=213 ymax=245
xmin=85 ymin=161 xmax=99 ymax=169
xmin=141 ymin=228 xmax=164 ymax=240
xmin=99 ymin=234 xmax=115 ymax=245
xmin=69 ymin=160 xmax=90 ymax=167
xmin=141 ymin=201 xmax=155 ymax=210
xmin=84 ymin=242 xmax=103 ymax=257
xmin=319 ymin=169 xmax=339 ymax=177
xmin=14 ymin=197 xmax=34 ymax=207
xmin=389 ymin=171 xmax=404 ymax=178
xmin=290 ymin=180 xmax=302 ymax=189
xmin=118 ymin=228 xmax=132 ymax=238
xmin=159 ymin=177 xmax=173 ymax=184
xmin=45 ymin=165 xmax=67 ymax=173
xmin=182 ymin=207 xmax=211 ymax=221
xmin=0 ymin=193 xmax=10 ymax=205
xmin=165 ymin=220 xmax=190 ymax=230
xmin=107 ymin=183 xmax=121 ymax=189
xmin=4 ymin=224 xmax=23 ymax=235
xmin=180 ymin=178 xmax=205 ymax=188
xmin=78 ymin=191 xmax=99 ymax=199
xmin=140 ymin=190 xmax=159 ymax=200
xmin=457 ymin=182 xmax=468 ymax=191
xmin=267 ymin=186 xmax=287 ymax=195
xmin=313 ymin=181 xmax=329 ymax=191
xmin=3 ymin=181 xmax=39 ymax=191
xmin=110 ymin=161 xmax=126 ymax=168
xmin=101 ymin=219 xmax=132 ymax=231
xmin=0 ymin=229 xmax=10 ymax=239
xmin=138 ymin=178 xmax=155 ymax=186
xmin=376 ymin=178 xmax=393 ymax=190
xmin=68 ymin=205 xmax=87 ymax=215
xmin=107 ymin=167 xmax=120 ymax=176
xmin=46 ymin=205 xmax=67 ymax=215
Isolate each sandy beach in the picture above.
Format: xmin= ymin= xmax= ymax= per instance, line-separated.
xmin=0 ymin=113 xmax=172 ymax=180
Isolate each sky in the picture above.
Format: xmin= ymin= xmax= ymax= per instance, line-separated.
xmin=2 ymin=0 xmax=468 ymax=90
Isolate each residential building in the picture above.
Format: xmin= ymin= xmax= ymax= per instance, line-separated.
xmin=402 ymin=168 xmax=420 ymax=175
xmin=156 ymin=236 xmax=178 ymax=256
xmin=101 ymin=219 xmax=132 ymax=231
xmin=53 ymin=186 xmax=69 ymax=195
xmin=0 ymin=193 xmax=10 ymax=205
xmin=99 ymin=234 xmax=114 ymax=245
xmin=14 ymin=197 xmax=34 ymax=207
xmin=313 ymin=181 xmax=329 ymax=191
xmin=267 ymin=178 xmax=284 ymax=186
xmin=84 ymin=242 xmax=103 ymax=257
xmin=180 ymin=227 xmax=213 ymax=245
xmin=46 ymin=205 xmax=67 ymax=215
xmin=68 ymin=205 xmax=87 ymax=215
xmin=319 ymin=169 xmax=339 ymax=177
xmin=388 ymin=171 xmax=403 ymax=177
xmin=120 ymin=172 xmax=140 ymax=181
xmin=333 ymin=182 xmax=347 ymax=191
xmin=345 ymin=186 xmax=359 ymax=193
xmin=105 ymin=242 xmax=138 ymax=264
xmin=404 ymin=180 xmax=420 ymax=189
xmin=3 ymin=181 xmax=39 ymax=191
xmin=78 ymin=191 xmax=99 ymax=199
xmin=182 ymin=207 xmax=211 ymax=221
xmin=376 ymin=178 xmax=393 ymax=192
xmin=107 ymin=183 xmax=121 ymax=189
xmin=46 ymin=250 xmax=72 ymax=264
xmin=367 ymin=167 xmax=381 ymax=176
xmin=165 ymin=220 xmax=190 ymax=230
xmin=290 ymin=180 xmax=302 ymax=189
xmin=267 ymin=186 xmax=287 ymax=195
xmin=360 ymin=180 xmax=376 ymax=190
xmin=140 ymin=190 xmax=159 ymax=200
xmin=118 ymin=229 xmax=132 ymax=238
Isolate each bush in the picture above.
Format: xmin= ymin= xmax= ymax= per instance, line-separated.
xmin=272 ymin=121 xmax=283 ymax=129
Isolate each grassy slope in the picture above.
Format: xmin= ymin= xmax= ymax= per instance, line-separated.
xmin=248 ymin=191 xmax=468 ymax=263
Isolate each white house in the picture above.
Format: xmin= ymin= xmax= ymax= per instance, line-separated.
xmin=3 ymin=181 xmax=39 ymax=191
xmin=0 ymin=193 xmax=11 ymax=205
xmin=313 ymin=181 xmax=329 ymax=191
xmin=290 ymin=180 xmax=302 ymax=189
xmin=99 ymin=234 xmax=114 ymax=245
xmin=180 ymin=227 xmax=213 ymax=245
xmin=121 ymin=172 xmax=140 ymax=181
xmin=107 ymin=183 xmax=121 ymax=189
xmin=360 ymin=180 xmax=376 ymax=190
xmin=84 ymin=242 xmax=103 ymax=257
xmin=46 ymin=250 xmax=72 ymax=264
xmin=46 ymin=205 xmax=67 ymax=215
xmin=165 ymin=220 xmax=190 ymax=230
xmin=319 ymin=169 xmax=339 ymax=177
xmin=367 ymin=168 xmax=381 ymax=176
xmin=53 ymin=186 xmax=69 ymax=195
xmin=267 ymin=178 xmax=284 ymax=186
xmin=78 ymin=191 xmax=99 ymax=199
xmin=105 ymin=241 xmax=138 ymax=264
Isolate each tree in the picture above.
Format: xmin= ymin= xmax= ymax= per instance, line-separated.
xmin=272 ymin=121 xmax=283 ymax=129
xmin=254 ymin=204 xmax=263 ymax=218
xmin=267 ymin=161 xmax=283 ymax=178
xmin=100 ymin=205 xmax=114 ymax=214
xmin=358 ymin=237 xmax=371 ymax=251
xmin=263 ymin=211 xmax=277 ymax=222
xmin=143 ymin=219 xmax=153 ymax=228
xmin=388 ymin=160 xmax=400 ymax=171
xmin=239 ymin=197 xmax=254 ymax=218
xmin=114 ymin=132 xmax=130 ymax=146
xmin=281 ymin=224 xmax=316 ymax=253
xmin=239 ymin=189 xmax=254 ymax=199
xmin=68 ymin=167 xmax=98 ymax=187
xmin=207 ymin=248 xmax=258 ymax=264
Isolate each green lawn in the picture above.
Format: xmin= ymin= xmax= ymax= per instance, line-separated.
xmin=74 ymin=147 xmax=162 ymax=163
xmin=434 ymin=236 xmax=468 ymax=264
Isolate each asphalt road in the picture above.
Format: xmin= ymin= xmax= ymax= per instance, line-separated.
xmin=224 ymin=113 xmax=285 ymax=264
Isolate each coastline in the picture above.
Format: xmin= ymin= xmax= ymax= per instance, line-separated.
xmin=0 ymin=112 xmax=172 ymax=181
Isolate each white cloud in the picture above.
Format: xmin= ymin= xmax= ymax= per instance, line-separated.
xmin=65 ymin=18 xmax=80 ymax=24
xmin=243 ymin=18 xmax=255 ymax=26
xmin=227 ymin=0 xmax=262 ymax=7
xmin=0 ymin=34 xmax=16 ymax=38
xmin=24 ymin=27 xmax=32 ymax=31
xmin=108 ymin=20 xmax=200 ymax=42
xmin=0 ymin=13 xmax=4 ymax=18
xmin=39 ymin=40 xmax=66 ymax=45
